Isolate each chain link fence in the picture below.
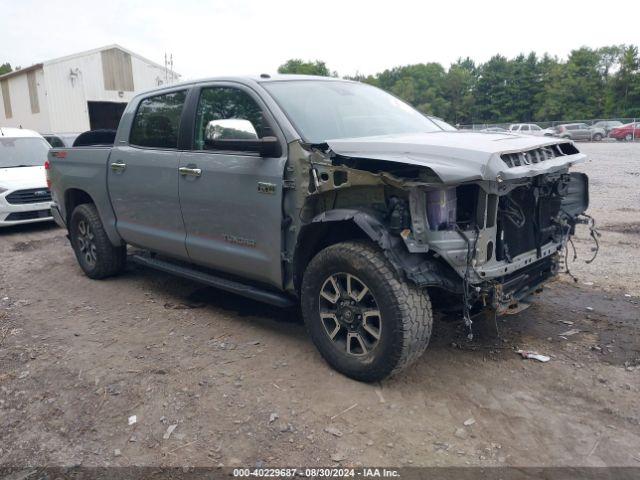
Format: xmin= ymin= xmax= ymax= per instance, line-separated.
xmin=456 ymin=118 xmax=639 ymax=141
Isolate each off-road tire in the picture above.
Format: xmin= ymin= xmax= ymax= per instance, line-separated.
xmin=69 ymin=203 xmax=126 ymax=279
xmin=301 ymin=241 xmax=432 ymax=382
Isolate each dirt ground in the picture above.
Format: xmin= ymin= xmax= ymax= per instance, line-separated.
xmin=1 ymin=142 xmax=639 ymax=469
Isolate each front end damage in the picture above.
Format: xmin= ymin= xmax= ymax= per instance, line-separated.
xmin=282 ymin=132 xmax=595 ymax=331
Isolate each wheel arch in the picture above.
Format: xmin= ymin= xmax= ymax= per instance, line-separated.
xmin=64 ymin=187 xmax=123 ymax=246
xmin=64 ymin=188 xmax=95 ymax=220
xmin=292 ymin=208 xmax=463 ymax=296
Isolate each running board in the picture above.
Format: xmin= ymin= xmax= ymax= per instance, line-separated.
xmin=130 ymin=254 xmax=295 ymax=308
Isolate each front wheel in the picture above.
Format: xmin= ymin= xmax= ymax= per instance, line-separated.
xmin=69 ymin=203 xmax=126 ymax=279
xmin=625 ymin=133 xmax=634 ymax=141
xmin=592 ymin=133 xmax=603 ymax=141
xmin=301 ymin=241 xmax=432 ymax=382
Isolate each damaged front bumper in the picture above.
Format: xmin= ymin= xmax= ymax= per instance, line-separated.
xmin=479 ymin=254 xmax=560 ymax=315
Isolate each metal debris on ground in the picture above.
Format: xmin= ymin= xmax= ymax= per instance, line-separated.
xmin=269 ymin=412 xmax=279 ymax=424
xmin=128 ymin=415 xmax=137 ymax=425
xmin=463 ymin=418 xmax=476 ymax=426
xmin=516 ymin=350 xmax=551 ymax=363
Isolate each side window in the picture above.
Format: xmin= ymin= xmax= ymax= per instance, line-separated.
xmin=45 ymin=136 xmax=65 ymax=148
xmin=521 ymin=125 xmax=530 ymax=131
xmin=129 ymin=90 xmax=187 ymax=149
xmin=194 ymin=87 xmax=270 ymax=151
xmin=531 ymin=125 xmax=541 ymax=131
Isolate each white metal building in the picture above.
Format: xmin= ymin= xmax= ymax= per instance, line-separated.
xmin=0 ymin=45 xmax=180 ymax=133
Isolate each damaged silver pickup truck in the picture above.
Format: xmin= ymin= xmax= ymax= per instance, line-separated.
xmin=47 ymin=75 xmax=593 ymax=381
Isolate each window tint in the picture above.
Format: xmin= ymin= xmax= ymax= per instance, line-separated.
xmin=195 ymin=87 xmax=268 ymax=150
xmin=45 ymin=136 xmax=65 ymax=148
xmin=521 ymin=125 xmax=530 ymax=131
xmin=531 ymin=125 xmax=541 ymax=131
xmin=129 ymin=90 xmax=187 ymax=148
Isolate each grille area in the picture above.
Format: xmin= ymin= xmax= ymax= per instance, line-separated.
xmin=500 ymin=142 xmax=578 ymax=168
xmin=5 ymin=209 xmax=52 ymax=221
xmin=5 ymin=188 xmax=52 ymax=204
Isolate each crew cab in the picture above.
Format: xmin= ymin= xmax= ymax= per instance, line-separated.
xmin=47 ymin=75 xmax=591 ymax=381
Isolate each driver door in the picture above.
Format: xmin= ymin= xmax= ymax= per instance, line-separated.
xmin=178 ymin=84 xmax=287 ymax=288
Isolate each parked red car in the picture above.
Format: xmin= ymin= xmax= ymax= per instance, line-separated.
xmin=609 ymin=122 xmax=640 ymax=141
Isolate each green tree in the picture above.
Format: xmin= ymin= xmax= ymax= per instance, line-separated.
xmin=0 ymin=63 xmax=12 ymax=75
xmin=277 ymin=59 xmax=335 ymax=76
xmin=609 ymin=45 xmax=640 ymax=117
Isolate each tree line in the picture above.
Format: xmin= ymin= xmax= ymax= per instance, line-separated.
xmin=278 ymin=45 xmax=640 ymax=125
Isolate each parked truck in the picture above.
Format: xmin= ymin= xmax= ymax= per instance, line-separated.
xmin=47 ymin=75 xmax=591 ymax=381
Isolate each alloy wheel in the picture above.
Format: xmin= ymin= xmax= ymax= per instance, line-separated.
xmin=318 ymin=273 xmax=382 ymax=356
xmin=77 ymin=219 xmax=97 ymax=267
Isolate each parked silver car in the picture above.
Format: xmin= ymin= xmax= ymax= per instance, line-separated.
xmin=508 ymin=123 xmax=545 ymax=136
xmin=592 ymin=120 xmax=623 ymax=136
xmin=556 ymin=123 xmax=605 ymax=141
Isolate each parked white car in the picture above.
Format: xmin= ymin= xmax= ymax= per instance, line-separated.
xmin=508 ymin=123 xmax=545 ymax=136
xmin=0 ymin=128 xmax=53 ymax=227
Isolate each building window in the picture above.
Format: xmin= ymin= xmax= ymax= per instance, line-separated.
xmin=1 ymin=79 xmax=12 ymax=119
xmin=101 ymin=48 xmax=134 ymax=92
xmin=129 ymin=90 xmax=187 ymax=149
xmin=27 ymin=71 xmax=40 ymax=114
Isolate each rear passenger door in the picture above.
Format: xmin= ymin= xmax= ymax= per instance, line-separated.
xmin=178 ymin=84 xmax=287 ymax=288
xmin=108 ymin=89 xmax=189 ymax=259
xmin=576 ymin=124 xmax=590 ymax=140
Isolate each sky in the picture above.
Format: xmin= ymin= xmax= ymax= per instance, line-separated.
xmin=2 ymin=0 xmax=639 ymax=80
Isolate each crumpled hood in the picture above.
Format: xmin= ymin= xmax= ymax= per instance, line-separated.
xmin=326 ymin=131 xmax=586 ymax=183
xmin=0 ymin=166 xmax=47 ymax=191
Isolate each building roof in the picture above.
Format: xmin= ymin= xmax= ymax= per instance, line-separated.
xmin=0 ymin=44 xmax=179 ymax=81
xmin=0 ymin=63 xmax=43 ymax=81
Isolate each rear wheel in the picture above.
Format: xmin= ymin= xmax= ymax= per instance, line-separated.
xmin=301 ymin=241 xmax=432 ymax=382
xmin=592 ymin=133 xmax=603 ymax=141
xmin=69 ymin=203 xmax=126 ymax=279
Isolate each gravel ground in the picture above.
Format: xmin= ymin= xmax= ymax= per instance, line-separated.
xmin=0 ymin=142 xmax=639 ymax=468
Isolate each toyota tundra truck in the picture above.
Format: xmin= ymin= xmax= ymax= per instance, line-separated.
xmin=47 ymin=75 xmax=591 ymax=381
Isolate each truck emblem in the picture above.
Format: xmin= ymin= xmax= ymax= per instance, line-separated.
xmin=257 ymin=182 xmax=276 ymax=195
xmin=223 ymin=234 xmax=256 ymax=248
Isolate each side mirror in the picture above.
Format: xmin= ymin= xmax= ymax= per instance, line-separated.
xmin=204 ymin=119 xmax=281 ymax=157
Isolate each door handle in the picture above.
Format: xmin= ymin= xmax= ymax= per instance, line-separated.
xmin=178 ymin=167 xmax=202 ymax=177
xmin=110 ymin=161 xmax=127 ymax=172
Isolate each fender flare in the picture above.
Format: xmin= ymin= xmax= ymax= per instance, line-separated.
xmin=303 ymin=208 xmax=463 ymax=294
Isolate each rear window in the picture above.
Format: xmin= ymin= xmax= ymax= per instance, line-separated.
xmin=0 ymin=137 xmax=50 ymax=168
xmin=45 ymin=136 xmax=65 ymax=148
xmin=129 ymin=90 xmax=187 ymax=148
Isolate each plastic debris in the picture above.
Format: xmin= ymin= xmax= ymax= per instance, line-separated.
xmin=128 ymin=415 xmax=137 ymax=425
xmin=269 ymin=412 xmax=278 ymax=424
xmin=163 ymin=424 xmax=178 ymax=440
xmin=516 ymin=350 xmax=551 ymax=362
xmin=586 ymin=307 xmax=594 ymax=311
xmin=324 ymin=426 xmax=343 ymax=437
xmin=559 ymin=329 xmax=580 ymax=337
xmin=463 ymin=418 xmax=476 ymax=426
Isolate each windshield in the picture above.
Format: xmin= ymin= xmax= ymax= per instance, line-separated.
xmin=0 ymin=137 xmax=50 ymax=168
xmin=262 ymin=80 xmax=442 ymax=143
